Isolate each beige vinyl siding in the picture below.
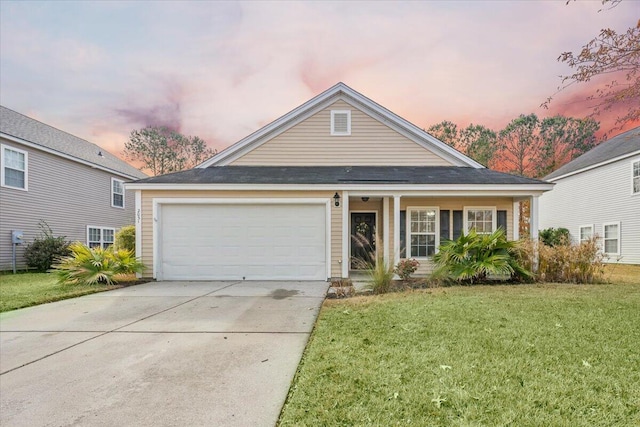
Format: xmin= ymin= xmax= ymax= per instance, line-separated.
xmin=393 ymin=197 xmax=514 ymax=275
xmin=139 ymin=190 xmax=342 ymax=279
xmin=230 ymin=100 xmax=454 ymax=166
xmin=0 ymin=139 xmax=137 ymax=270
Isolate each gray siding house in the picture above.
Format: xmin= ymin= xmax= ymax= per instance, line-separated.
xmin=539 ymin=127 xmax=640 ymax=264
xmin=0 ymin=106 xmax=147 ymax=270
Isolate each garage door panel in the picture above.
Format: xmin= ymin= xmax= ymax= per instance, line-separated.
xmin=159 ymin=204 xmax=326 ymax=280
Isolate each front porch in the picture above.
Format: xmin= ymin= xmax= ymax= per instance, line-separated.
xmin=338 ymin=192 xmax=541 ymax=279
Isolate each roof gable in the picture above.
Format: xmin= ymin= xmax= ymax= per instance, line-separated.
xmin=545 ymin=127 xmax=640 ymax=181
xmin=199 ymin=83 xmax=483 ymax=169
xmin=0 ymin=106 xmax=147 ymax=180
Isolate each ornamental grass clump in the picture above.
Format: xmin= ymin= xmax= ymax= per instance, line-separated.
xmin=432 ymin=228 xmax=532 ymax=284
xmin=53 ymin=243 xmax=144 ymax=286
xmin=534 ymin=237 xmax=606 ymax=283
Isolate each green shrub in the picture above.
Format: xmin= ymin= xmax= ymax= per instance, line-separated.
xmin=432 ymin=228 xmax=532 ymax=284
xmin=394 ymin=258 xmax=420 ymax=280
xmin=53 ymin=243 xmax=144 ymax=286
xmin=23 ymin=221 xmax=71 ymax=272
xmin=539 ymin=227 xmax=570 ymax=247
xmin=115 ymin=225 xmax=135 ymax=252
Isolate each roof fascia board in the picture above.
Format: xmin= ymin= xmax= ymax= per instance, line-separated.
xmin=199 ymin=83 xmax=483 ymax=169
xmin=0 ymin=132 xmax=142 ymax=180
xmin=125 ymin=182 xmax=553 ymax=193
xmin=546 ymin=150 xmax=640 ymax=182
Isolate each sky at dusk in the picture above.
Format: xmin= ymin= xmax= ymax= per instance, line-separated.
xmin=0 ymin=0 xmax=638 ymax=160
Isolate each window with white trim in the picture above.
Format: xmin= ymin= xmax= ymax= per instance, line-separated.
xmin=87 ymin=226 xmax=115 ymax=249
xmin=633 ymin=160 xmax=640 ymax=194
xmin=579 ymin=225 xmax=593 ymax=243
xmin=1 ymin=144 xmax=28 ymax=190
xmin=464 ymin=207 xmax=496 ymax=234
xmin=407 ymin=208 xmax=438 ymax=257
xmin=112 ymin=178 xmax=124 ymax=208
xmin=603 ymin=222 xmax=620 ymax=255
xmin=331 ymin=110 xmax=351 ymax=136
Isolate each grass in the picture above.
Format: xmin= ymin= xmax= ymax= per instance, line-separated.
xmin=0 ymin=272 xmax=123 ymax=312
xmin=279 ymin=279 xmax=640 ymax=426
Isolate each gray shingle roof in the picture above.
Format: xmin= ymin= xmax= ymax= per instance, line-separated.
xmin=545 ymin=127 xmax=640 ymax=181
xmin=134 ymin=166 xmax=548 ymax=185
xmin=0 ymin=106 xmax=147 ymax=179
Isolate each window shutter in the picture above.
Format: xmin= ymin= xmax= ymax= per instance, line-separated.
xmin=399 ymin=210 xmax=406 ymax=258
xmin=453 ymin=210 xmax=463 ymax=240
xmin=440 ymin=210 xmax=450 ymax=241
xmin=497 ymin=210 xmax=507 ymax=235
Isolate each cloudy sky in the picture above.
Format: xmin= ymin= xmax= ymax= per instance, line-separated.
xmin=0 ymin=1 xmax=637 ymax=158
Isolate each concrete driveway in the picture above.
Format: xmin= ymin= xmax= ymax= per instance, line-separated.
xmin=0 ymin=280 xmax=328 ymax=427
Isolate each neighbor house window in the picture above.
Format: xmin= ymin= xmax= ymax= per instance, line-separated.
xmin=407 ymin=207 xmax=438 ymax=257
xmin=111 ymin=178 xmax=124 ymax=208
xmin=603 ymin=222 xmax=620 ymax=255
xmin=87 ymin=226 xmax=115 ymax=249
xmin=633 ymin=160 xmax=640 ymax=194
xmin=1 ymin=144 xmax=28 ymax=190
xmin=331 ymin=110 xmax=351 ymax=136
xmin=579 ymin=225 xmax=593 ymax=243
xmin=464 ymin=207 xmax=496 ymax=234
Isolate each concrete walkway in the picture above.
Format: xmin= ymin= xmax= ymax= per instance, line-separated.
xmin=0 ymin=280 xmax=328 ymax=427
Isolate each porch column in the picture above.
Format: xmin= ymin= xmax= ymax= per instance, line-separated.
xmin=393 ymin=195 xmax=401 ymax=268
xmin=512 ymin=200 xmax=520 ymax=241
xmin=383 ymin=197 xmax=390 ymax=266
xmin=530 ymin=195 xmax=540 ymax=272
xmin=135 ymin=190 xmax=142 ymax=278
xmin=341 ymin=191 xmax=349 ymax=278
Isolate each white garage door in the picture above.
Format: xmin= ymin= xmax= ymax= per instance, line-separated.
xmin=159 ymin=203 xmax=327 ymax=280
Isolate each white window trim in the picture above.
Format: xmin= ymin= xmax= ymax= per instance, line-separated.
xmin=602 ymin=221 xmax=621 ymax=256
xmin=331 ymin=110 xmax=351 ymax=136
xmin=578 ymin=224 xmax=594 ymax=243
xmin=87 ymin=226 xmax=116 ymax=249
xmin=632 ymin=159 xmax=640 ymax=196
xmin=1 ymin=143 xmax=28 ymax=191
xmin=111 ymin=177 xmax=125 ymax=208
xmin=406 ymin=206 xmax=439 ymax=259
xmin=463 ymin=206 xmax=497 ymax=234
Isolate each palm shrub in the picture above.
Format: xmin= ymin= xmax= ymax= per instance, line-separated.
xmin=115 ymin=225 xmax=135 ymax=252
xmin=53 ymin=243 xmax=144 ymax=286
xmin=432 ymin=228 xmax=532 ymax=284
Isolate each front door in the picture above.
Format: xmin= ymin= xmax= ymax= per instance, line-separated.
xmin=351 ymin=212 xmax=376 ymax=269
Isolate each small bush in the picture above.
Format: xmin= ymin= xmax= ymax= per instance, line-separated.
xmin=394 ymin=258 xmax=420 ymax=280
xmin=24 ymin=221 xmax=71 ymax=272
xmin=433 ymin=228 xmax=532 ymax=284
xmin=539 ymin=227 xmax=570 ymax=247
xmin=520 ymin=237 xmax=606 ymax=283
xmin=115 ymin=225 xmax=135 ymax=252
xmin=53 ymin=243 xmax=144 ymax=286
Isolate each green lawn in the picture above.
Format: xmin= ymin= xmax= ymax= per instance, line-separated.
xmin=0 ymin=273 xmax=121 ymax=312
xmin=279 ymin=282 xmax=640 ymax=426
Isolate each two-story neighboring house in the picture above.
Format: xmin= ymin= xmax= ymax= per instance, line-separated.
xmin=539 ymin=127 xmax=640 ymax=264
xmin=0 ymin=106 xmax=148 ymax=270
xmin=127 ymin=83 xmax=552 ymax=281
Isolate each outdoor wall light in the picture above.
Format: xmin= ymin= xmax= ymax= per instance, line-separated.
xmin=333 ymin=192 xmax=341 ymax=207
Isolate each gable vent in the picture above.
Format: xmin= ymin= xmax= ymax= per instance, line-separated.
xmin=331 ymin=110 xmax=351 ymax=136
